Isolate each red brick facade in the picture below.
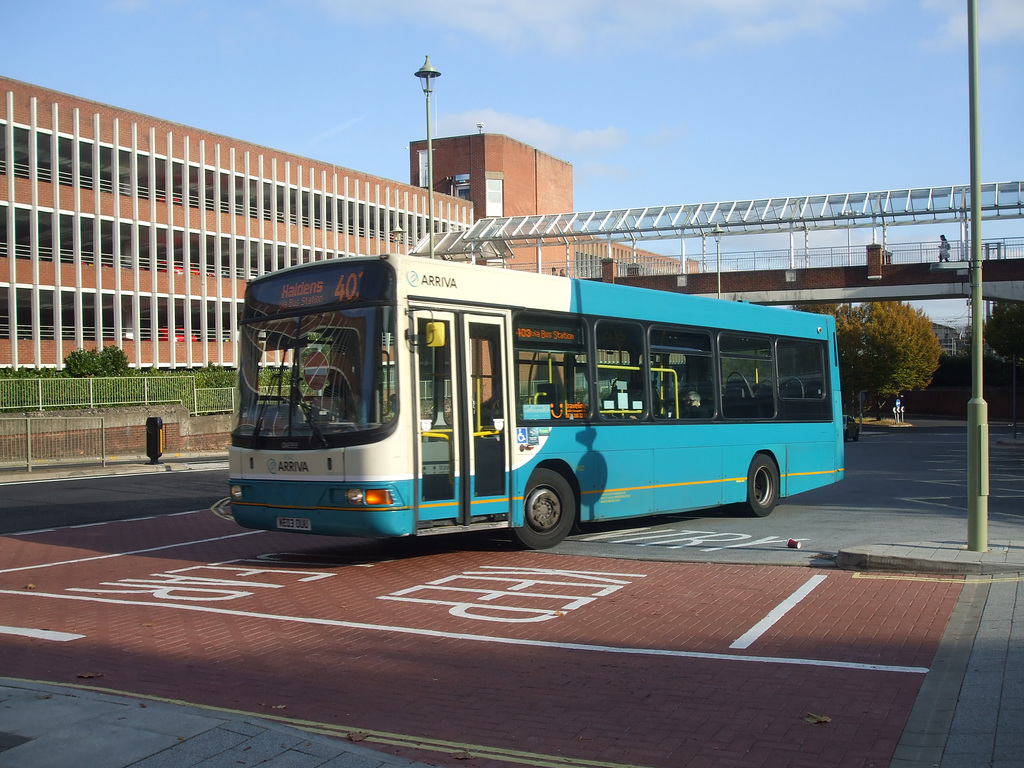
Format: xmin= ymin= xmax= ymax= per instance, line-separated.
xmin=410 ymin=133 xmax=573 ymax=218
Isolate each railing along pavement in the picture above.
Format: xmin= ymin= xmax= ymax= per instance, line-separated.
xmin=0 ymin=416 xmax=106 ymax=472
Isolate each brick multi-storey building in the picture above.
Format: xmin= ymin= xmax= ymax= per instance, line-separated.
xmin=1 ymin=76 xmax=472 ymax=370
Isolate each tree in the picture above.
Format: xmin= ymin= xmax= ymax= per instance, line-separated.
xmin=796 ymin=302 xmax=941 ymax=418
xmin=985 ymin=302 xmax=1024 ymax=362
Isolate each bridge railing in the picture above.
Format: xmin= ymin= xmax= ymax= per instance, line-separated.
xmin=713 ymin=236 xmax=1021 ymax=273
xmin=506 ymin=236 xmax=1023 ymax=277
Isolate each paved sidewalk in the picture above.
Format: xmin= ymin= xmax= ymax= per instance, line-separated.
xmin=0 ymin=678 xmax=435 ymax=768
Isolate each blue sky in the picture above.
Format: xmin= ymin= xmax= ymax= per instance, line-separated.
xmin=2 ymin=0 xmax=1022 ymax=325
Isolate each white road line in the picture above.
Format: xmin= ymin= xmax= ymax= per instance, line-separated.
xmin=730 ymin=574 xmax=828 ymax=650
xmin=10 ymin=508 xmax=204 ymax=536
xmin=0 ymin=531 xmax=263 ymax=575
xmin=0 ymin=625 xmax=84 ymax=642
xmin=0 ymin=587 xmax=928 ymax=675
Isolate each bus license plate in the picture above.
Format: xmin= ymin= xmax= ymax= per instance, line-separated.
xmin=276 ymin=516 xmax=311 ymax=531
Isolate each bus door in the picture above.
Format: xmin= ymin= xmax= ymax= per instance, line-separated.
xmin=412 ymin=310 xmax=511 ymax=529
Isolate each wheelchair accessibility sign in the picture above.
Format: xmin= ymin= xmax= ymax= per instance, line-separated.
xmin=516 ymin=427 xmax=541 ymax=447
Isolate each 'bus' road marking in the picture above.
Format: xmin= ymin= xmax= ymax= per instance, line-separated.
xmin=0 ymin=625 xmax=84 ymax=642
xmin=378 ymin=565 xmax=645 ymax=623
xmin=730 ymin=574 xmax=828 ymax=650
xmin=579 ymin=527 xmax=799 ymax=551
xmin=0 ymin=531 xmax=264 ymax=575
xmin=0 ymin=586 xmax=928 ymax=675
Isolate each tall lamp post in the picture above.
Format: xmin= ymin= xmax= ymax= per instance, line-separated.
xmin=713 ymin=224 xmax=723 ymax=300
xmin=966 ymin=0 xmax=988 ymax=551
xmin=415 ymin=56 xmax=441 ymax=260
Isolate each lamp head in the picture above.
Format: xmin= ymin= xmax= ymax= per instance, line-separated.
xmin=415 ymin=56 xmax=441 ymax=94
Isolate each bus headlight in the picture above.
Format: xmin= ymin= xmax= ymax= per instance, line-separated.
xmin=230 ymin=485 xmax=243 ymax=500
xmin=346 ymin=488 xmax=364 ymax=504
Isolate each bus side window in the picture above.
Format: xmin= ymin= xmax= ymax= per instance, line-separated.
xmin=777 ymin=340 xmax=830 ymax=420
xmin=650 ymin=326 xmax=714 ymax=420
xmin=513 ymin=314 xmax=590 ymax=421
xmin=596 ymin=320 xmax=646 ymax=420
xmin=719 ymin=333 xmax=774 ymax=420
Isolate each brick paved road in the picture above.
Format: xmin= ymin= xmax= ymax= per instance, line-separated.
xmin=0 ymin=512 xmax=961 ymax=768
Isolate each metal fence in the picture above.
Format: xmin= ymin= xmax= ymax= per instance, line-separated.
xmin=0 ymin=377 xmax=236 ymax=416
xmin=0 ymin=416 xmax=106 ymax=472
xmin=195 ymin=387 xmax=237 ymax=415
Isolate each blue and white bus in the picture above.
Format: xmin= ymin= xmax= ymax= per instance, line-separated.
xmin=228 ymin=253 xmax=843 ymax=549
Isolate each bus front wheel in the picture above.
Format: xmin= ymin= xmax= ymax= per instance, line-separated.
xmin=513 ymin=469 xmax=576 ymax=550
xmin=742 ymin=454 xmax=779 ymax=517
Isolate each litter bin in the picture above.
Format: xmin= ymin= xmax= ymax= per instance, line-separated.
xmin=145 ymin=416 xmax=164 ymax=464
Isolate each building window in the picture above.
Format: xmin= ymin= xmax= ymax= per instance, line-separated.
xmin=486 ymin=178 xmax=503 ymax=217
xmin=417 ymin=150 xmax=428 ymax=188
xmin=13 ymin=127 xmax=30 ymax=179
xmin=79 ymin=140 xmax=94 ymax=191
xmin=36 ymin=132 xmax=53 ymax=184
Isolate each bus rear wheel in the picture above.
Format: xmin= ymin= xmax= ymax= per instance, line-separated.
xmin=742 ymin=454 xmax=779 ymax=518
xmin=513 ymin=469 xmax=576 ymax=550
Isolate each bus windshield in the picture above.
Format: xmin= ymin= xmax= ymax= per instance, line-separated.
xmin=233 ymin=306 xmax=397 ymax=449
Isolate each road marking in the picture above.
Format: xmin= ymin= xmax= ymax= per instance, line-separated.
xmin=730 ymin=574 xmax=828 ymax=650
xmin=9 ymin=509 xmax=204 ymax=536
xmin=0 ymin=530 xmax=263 ymax=575
xmin=0 ymin=625 xmax=84 ymax=642
xmin=378 ymin=566 xmax=645 ymax=623
xmin=0 ymin=587 xmax=928 ymax=674
xmin=578 ymin=527 xmax=798 ymax=551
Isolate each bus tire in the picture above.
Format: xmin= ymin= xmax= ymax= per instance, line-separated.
xmin=513 ymin=469 xmax=576 ymax=550
xmin=742 ymin=453 xmax=779 ymax=518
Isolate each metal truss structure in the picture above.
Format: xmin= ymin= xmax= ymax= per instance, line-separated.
xmin=435 ymin=181 xmax=1024 ymax=257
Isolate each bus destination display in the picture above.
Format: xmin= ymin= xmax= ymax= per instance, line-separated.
xmin=514 ymin=318 xmax=583 ymax=348
xmin=248 ymin=262 xmax=395 ymax=315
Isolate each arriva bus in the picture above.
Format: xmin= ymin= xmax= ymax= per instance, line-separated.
xmin=228 ymin=253 xmax=843 ymax=549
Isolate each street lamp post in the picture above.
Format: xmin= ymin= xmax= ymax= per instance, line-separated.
xmin=713 ymin=224 xmax=723 ymax=300
xmin=415 ymin=56 xmax=441 ymax=260
xmin=966 ymin=0 xmax=988 ymax=551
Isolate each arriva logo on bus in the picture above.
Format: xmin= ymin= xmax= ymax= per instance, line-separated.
xmin=267 ymin=458 xmax=310 ymax=474
xmin=407 ymin=270 xmax=457 ymax=289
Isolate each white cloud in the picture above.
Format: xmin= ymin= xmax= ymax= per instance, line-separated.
xmin=311 ymin=0 xmax=874 ymax=52
xmin=437 ymin=109 xmax=627 ymax=156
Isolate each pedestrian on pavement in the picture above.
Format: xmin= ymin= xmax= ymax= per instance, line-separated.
xmin=938 ymin=234 xmax=951 ymax=262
